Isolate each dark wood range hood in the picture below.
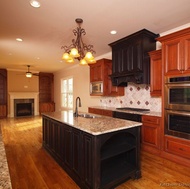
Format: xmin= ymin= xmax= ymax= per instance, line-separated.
xmin=109 ymin=29 xmax=159 ymax=86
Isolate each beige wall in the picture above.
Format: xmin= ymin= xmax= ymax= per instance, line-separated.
xmin=8 ymin=70 xmax=39 ymax=92
xmin=54 ymin=65 xmax=100 ymax=113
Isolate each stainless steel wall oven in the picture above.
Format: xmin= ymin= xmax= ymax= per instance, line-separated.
xmin=165 ymin=76 xmax=190 ymax=139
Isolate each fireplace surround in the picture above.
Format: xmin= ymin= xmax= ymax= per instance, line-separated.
xmin=9 ymin=92 xmax=39 ymax=117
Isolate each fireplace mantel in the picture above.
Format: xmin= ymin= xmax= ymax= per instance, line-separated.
xmin=9 ymin=92 xmax=39 ymax=117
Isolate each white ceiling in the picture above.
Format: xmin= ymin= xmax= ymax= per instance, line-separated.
xmin=0 ymin=0 xmax=190 ymax=73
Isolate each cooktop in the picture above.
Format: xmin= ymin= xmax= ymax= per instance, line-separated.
xmin=116 ymin=107 xmax=150 ymax=112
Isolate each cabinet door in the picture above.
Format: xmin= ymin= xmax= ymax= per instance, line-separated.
xmin=112 ymin=40 xmax=142 ymax=74
xmin=82 ymin=133 xmax=93 ymax=188
xmin=112 ymin=47 xmax=122 ymax=74
xmin=183 ymin=34 xmax=190 ymax=74
xmin=52 ymin=121 xmax=63 ymax=161
xmin=64 ymin=125 xmax=73 ymax=169
xmin=39 ymin=102 xmax=55 ymax=114
xmin=90 ymin=62 xmax=103 ymax=82
xmin=0 ymin=105 xmax=7 ymax=118
xmin=165 ymin=136 xmax=190 ymax=159
xmin=149 ymin=50 xmax=162 ymax=96
xmin=107 ymin=62 xmax=124 ymax=96
xmin=39 ymin=73 xmax=54 ymax=103
xmin=0 ymin=69 xmax=7 ymax=118
xmin=163 ymin=38 xmax=182 ymax=76
xmin=72 ymin=129 xmax=81 ymax=178
xmin=130 ymin=40 xmax=143 ymax=72
xmin=142 ymin=116 xmax=161 ymax=149
xmin=43 ymin=117 xmax=53 ymax=150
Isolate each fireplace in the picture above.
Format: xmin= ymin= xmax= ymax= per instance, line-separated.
xmin=14 ymin=99 xmax=34 ymax=117
xmin=9 ymin=92 xmax=39 ymax=118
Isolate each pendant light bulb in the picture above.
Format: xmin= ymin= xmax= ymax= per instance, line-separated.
xmin=70 ymin=48 xmax=80 ymax=57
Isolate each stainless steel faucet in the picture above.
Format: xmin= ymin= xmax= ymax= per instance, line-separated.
xmin=74 ymin=96 xmax=82 ymax=117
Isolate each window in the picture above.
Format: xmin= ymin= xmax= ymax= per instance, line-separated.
xmin=61 ymin=77 xmax=73 ymax=109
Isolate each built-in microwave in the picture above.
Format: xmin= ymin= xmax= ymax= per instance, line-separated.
xmin=165 ymin=76 xmax=190 ymax=111
xmin=90 ymin=81 xmax=103 ymax=95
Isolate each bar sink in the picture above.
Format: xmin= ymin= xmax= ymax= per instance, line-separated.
xmin=78 ymin=113 xmax=97 ymax=118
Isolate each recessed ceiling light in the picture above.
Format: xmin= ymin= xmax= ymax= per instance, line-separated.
xmin=30 ymin=0 xmax=41 ymax=8
xmin=110 ymin=30 xmax=117 ymax=35
xmin=16 ymin=38 xmax=23 ymax=42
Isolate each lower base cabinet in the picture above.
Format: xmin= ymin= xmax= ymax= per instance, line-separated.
xmin=164 ymin=135 xmax=190 ymax=159
xmin=141 ymin=115 xmax=161 ymax=154
xmin=42 ymin=116 xmax=141 ymax=189
xmin=0 ymin=104 xmax=7 ymax=118
xmin=88 ymin=107 xmax=113 ymax=117
xmin=39 ymin=102 xmax=55 ymax=114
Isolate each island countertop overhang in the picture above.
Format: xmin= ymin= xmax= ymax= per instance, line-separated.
xmin=42 ymin=110 xmax=142 ymax=135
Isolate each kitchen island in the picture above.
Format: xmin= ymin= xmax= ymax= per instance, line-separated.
xmin=42 ymin=111 xmax=142 ymax=189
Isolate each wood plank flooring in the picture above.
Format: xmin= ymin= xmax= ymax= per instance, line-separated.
xmin=1 ymin=116 xmax=190 ymax=189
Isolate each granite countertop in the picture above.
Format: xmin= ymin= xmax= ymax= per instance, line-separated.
xmin=43 ymin=110 xmax=142 ymax=135
xmin=89 ymin=106 xmax=162 ymax=117
xmin=0 ymin=134 xmax=12 ymax=189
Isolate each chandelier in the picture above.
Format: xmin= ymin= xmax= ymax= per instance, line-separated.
xmin=61 ymin=18 xmax=96 ymax=65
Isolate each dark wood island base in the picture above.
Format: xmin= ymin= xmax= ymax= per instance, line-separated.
xmin=42 ymin=114 xmax=141 ymax=189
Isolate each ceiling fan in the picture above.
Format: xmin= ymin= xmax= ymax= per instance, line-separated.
xmin=25 ymin=65 xmax=39 ymax=78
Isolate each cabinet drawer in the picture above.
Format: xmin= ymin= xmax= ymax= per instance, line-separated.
xmin=102 ymin=110 xmax=113 ymax=117
xmin=165 ymin=137 xmax=190 ymax=159
xmin=88 ymin=108 xmax=102 ymax=115
xmin=142 ymin=115 xmax=160 ymax=125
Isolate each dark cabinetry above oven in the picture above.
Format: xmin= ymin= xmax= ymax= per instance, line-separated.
xmin=109 ymin=29 xmax=159 ymax=86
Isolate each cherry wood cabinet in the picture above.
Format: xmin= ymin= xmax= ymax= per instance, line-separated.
xmin=141 ymin=115 xmax=161 ymax=154
xmin=0 ymin=69 xmax=7 ymax=118
xmin=39 ymin=72 xmax=55 ymax=114
xmin=149 ymin=50 xmax=162 ymax=96
xmin=89 ymin=61 xmax=103 ymax=82
xmin=88 ymin=107 xmax=113 ymax=117
xmin=157 ymin=27 xmax=190 ymax=76
xmin=39 ymin=102 xmax=55 ymax=113
xmin=89 ymin=58 xmax=124 ymax=96
xmin=164 ymin=135 xmax=190 ymax=160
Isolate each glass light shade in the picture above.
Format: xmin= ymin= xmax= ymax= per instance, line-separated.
xmin=70 ymin=48 xmax=80 ymax=57
xmin=79 ymin=59 xmax=88 ymax=65
xmin=26 ymin=72 xmax=32 ymax=78
xmin=66 ymin=57 xmax=74 ymax=63
xmin=87 ymin=58 xmax=96 ymax=64
xmin=85 ymin=52 xmax=93 ymax=60
xmin=62 ymin=53 xmax=70 ymax=60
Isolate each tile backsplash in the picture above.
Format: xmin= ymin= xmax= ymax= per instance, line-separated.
xmin=100 ymin=83 xmax=162 ymax=112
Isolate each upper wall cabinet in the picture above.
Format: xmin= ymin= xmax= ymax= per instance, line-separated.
xmin=89 ymin=59 xmax=124 ymax=96
xmin=149 ymin=50 xmax=162 ymax=96
xmin=157 ymin=27 xmax=190 ymax=76
xmin=109 ymin=29 xmax=158 ymax=86
xmin=0 ymin=69 xmax=7 ymax=118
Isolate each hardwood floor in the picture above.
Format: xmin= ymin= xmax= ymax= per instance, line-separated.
xmin=1 ymin=116 xmax=190 ymax=189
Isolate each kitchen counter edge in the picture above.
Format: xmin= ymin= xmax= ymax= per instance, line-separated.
xmin=42 ymin=110 xmax=142 ymax=136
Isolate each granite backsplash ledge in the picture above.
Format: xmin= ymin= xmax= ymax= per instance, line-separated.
xmin=100 ymin=83 xmax=162 ymax=112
